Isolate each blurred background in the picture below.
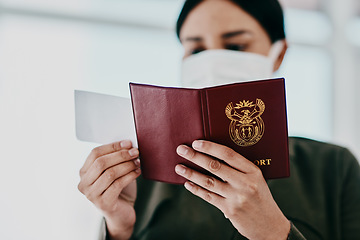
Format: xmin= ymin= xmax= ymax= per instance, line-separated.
xmin=0 ymin=0 xmax=359 ymax=239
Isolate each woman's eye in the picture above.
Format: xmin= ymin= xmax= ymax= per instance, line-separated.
xmin=226 ymin=44 xmax=246 ymax=51
xmin=190 ymin=48 xmax=205 ymax=55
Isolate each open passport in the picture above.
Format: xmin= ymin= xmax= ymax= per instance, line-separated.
xmin=130 ymin=78 xmax=290 ymax=184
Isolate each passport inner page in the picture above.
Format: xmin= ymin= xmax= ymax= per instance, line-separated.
xmin=204 ymin=78 xmax=290 ymax=179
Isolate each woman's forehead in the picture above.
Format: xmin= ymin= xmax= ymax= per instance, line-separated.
xmin=180 ymin=1 xmax=266 ymax=40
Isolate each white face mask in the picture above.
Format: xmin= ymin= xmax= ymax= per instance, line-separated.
xmin=181 ymin=41 xmax=284 ymax=88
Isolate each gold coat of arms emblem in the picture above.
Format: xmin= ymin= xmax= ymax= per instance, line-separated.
xmin=225 ymin=99 xmax=265 ymax=147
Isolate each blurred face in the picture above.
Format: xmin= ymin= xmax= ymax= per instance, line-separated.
xmin=179 ymin=0 xmax=286 ymax=70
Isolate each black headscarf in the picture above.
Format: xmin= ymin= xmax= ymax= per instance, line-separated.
xmin=176 ymin=0 xmax=286 ymax=43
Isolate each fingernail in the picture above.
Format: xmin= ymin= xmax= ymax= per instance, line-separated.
xmin=175 ymin=165 xmax=186 ymax=175
xmin=135 ymin=168 xmax=141 ymax=174
xmin=128 ymin=148 xmax=139 ymax=157
xmin=192 ymin=140 xmax=203 ymax=149
xmin=177 ymin=145 xmax=188 ymax=156
xmin=121 ymin=140 xmax=132 ymax=148
xmin=134 ymin=159 xmax=140 ymax=167
xmin=184 ymin=181 xmax=194 ymax=190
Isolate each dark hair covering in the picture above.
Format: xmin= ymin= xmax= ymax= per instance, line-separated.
xmin=176 ymin=0 xmax=286 ymax=43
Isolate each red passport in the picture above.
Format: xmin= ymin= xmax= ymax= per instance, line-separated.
xmin=130 ymin=78 xmax=290 ymax=184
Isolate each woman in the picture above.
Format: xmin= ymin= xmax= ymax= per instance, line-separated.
xmin=78 ymin=0 xmax=360 ymax=239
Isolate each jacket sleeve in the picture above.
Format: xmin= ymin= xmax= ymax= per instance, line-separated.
xmin=98 ymin=218 xmax=110 ymax=240
xmin=341 ymin=149 xmax=360 ymax=239
xmin=287 ymin=222 xmax=306 ymax=240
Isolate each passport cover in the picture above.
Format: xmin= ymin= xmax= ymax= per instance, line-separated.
xmin=130 ymin=78 xmax=290 ymax=184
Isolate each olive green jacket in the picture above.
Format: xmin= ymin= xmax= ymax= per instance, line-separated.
xmin=99 ymin=137 xmax=360 ymax=240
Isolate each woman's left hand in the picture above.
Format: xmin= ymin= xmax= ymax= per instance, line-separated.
xmin=175 ymin=140 xmax=290 ymax=240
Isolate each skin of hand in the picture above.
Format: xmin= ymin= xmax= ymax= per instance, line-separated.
xmin=78 ymin=140 xmax=141 ymax=240
xmin=175 ymin=140 xmax=290 ymax=240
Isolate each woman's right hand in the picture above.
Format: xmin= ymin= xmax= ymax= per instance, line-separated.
xmin=78 ymin=140 xmax=141 ymax=240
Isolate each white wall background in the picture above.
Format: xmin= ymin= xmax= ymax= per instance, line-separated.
xmin=0 ymin=0 xmax=359 ymax=239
